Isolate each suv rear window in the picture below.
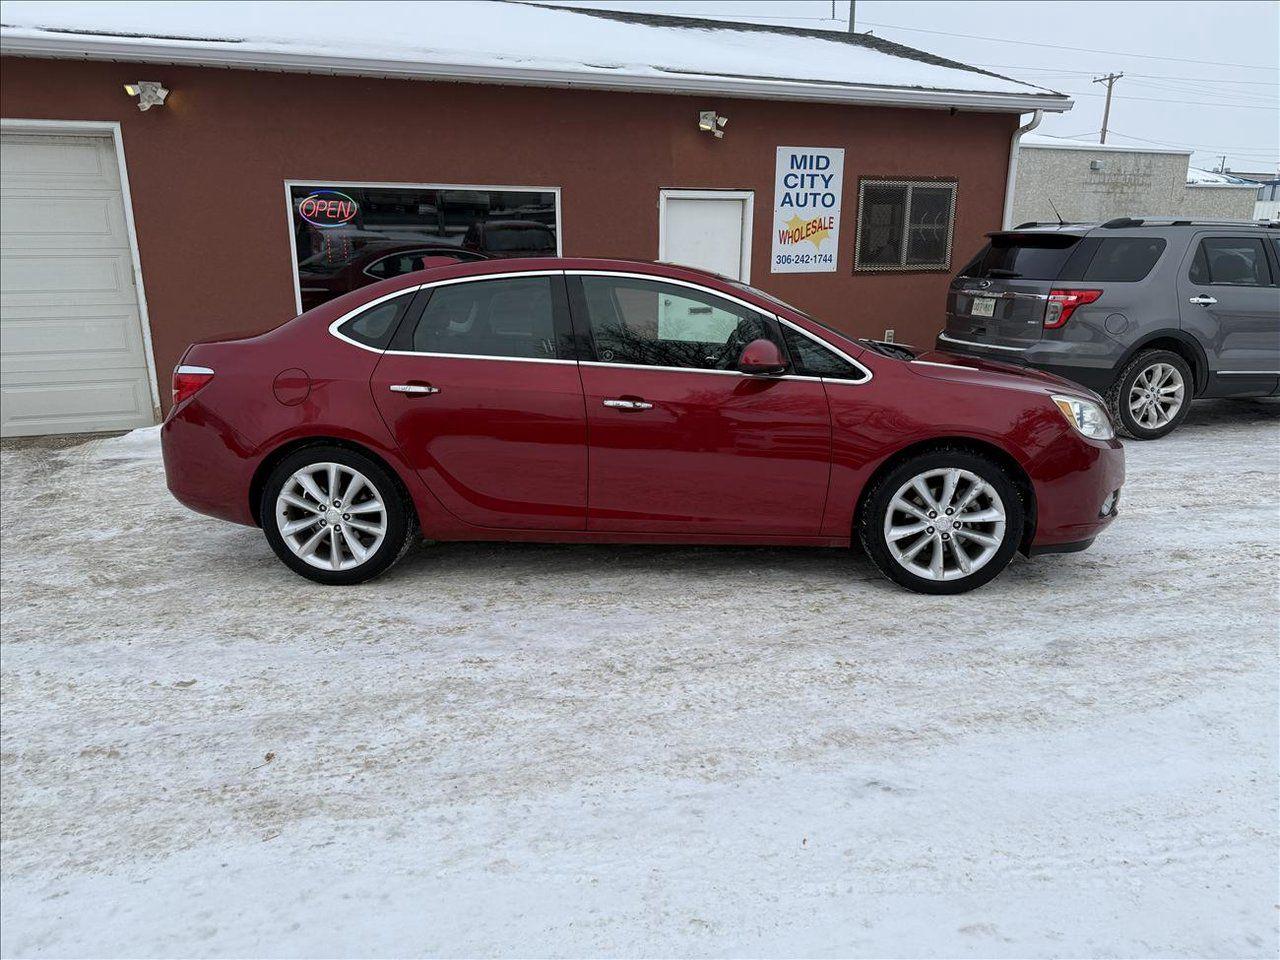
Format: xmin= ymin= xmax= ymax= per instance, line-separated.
xmin=1083 ymin=237 xmax=1167 ymax=282
xmin=962 ymin=234 xmax=1081 ymax=280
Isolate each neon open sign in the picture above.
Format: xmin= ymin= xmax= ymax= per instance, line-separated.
xmin=298 ymin=190 xmax=359 ymax=227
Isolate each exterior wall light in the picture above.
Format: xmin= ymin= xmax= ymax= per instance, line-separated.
xmin=123 ymin=81 xmax=169 ymax=111
xmin=698 ymin=110 xmax=728 ymax=139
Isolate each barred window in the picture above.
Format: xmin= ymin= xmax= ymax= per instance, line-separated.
xmin=854 ymin=179 xmax=957 ymax=272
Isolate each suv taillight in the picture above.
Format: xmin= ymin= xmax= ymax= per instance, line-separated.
xmin=172 ymin=365 xmax=214 ymax=405
xmin=1044 ymin=289 xmax=1102 ymax=329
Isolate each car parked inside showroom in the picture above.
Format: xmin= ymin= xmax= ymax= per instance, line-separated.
xmin=162 ymin=258 xmax=1123 ymax=594
xmin=938 ymin=218 xmax=1280 ymax=439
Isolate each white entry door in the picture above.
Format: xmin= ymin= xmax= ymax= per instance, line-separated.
xmin=658 ymin=190 xmax=754 ymax=282
xmin=1 ymin=131 xmax=156 ymax=436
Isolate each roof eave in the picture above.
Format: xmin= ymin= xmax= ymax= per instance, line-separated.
xmin=0 ymin=32 xmax=1074 ymax=114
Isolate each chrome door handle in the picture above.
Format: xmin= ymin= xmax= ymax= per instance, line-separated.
xmin=389 ymin=384 xmax=440 ymax=395
xmin=602 ymin=398 xmax=653 ymax=410
xmin=1188 ymin=295 xmax=1218 ymax=305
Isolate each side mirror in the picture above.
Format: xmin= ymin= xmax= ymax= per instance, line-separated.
xmin=737 ymin=338 xmax=787 ymax=376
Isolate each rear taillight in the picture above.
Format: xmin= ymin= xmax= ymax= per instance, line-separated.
xmin=1044 ymin=289 xmax=1103 ymax=329
xmin=172 ymin=365 xmax=214 ymax=405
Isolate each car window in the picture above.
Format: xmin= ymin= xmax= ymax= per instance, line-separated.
xmin=336 ymin=293 xmax=412 ymax=349
xmin=365 ymin=251 xmax=435 ymax=279
xmin=577 ymin=276 xmax=779 ymax=371
xmin=412 ymin=277 xmax=557 ymax=359
xmin=1190 ymin=237 xmax=1272 ymax=286
xmin=962 ymin=233 xmax=1082 ymax=280
xmin=782 ymin=326 xmax=867 ymax=381
xmin=1083 ymin=237 xmax=1167 ymax=282
xmin=485 ymin=227 xmax=556 ymax=253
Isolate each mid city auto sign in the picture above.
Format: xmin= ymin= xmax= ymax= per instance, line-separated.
xmin=770 ymin=146 xmax=845 ymax=274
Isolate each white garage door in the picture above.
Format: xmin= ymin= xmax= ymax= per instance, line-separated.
xmin=659 ymin=190 xmax=754 ymax=282
xmin=1 ymin=131 xmax=156 ymax=437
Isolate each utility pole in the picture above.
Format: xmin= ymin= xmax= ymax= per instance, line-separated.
xmin=1092 ymin=71 xmax=1123 ymax=144
xmin=1216 ymin=155 xmax=1227 ymax=173
xmin=847 ymin=0 xmax=856 ymax=33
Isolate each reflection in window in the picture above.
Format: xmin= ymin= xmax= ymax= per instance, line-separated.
xmin=412 ymin=278 xmax=557 ymax=359
xmin=854 ymin=179 xmax=957 ymax=272
xmin=338 ymin=294 xmax=411 ymax=349
xmin=1190 ymin=237 xmax=1272 ymax=286
xmin=782 ymin=327 xmax=867 ymax=380
xmin=580 ymin=277 xmax=776 ymax=371
xmin=289 ymin=184 xmax=558 ymax=310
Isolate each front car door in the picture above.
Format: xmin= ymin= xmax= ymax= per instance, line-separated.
xmin=567 ymin=272 xmax=832 ymax=536
xmin=1179 ymin=234 xmax=1280 ymax=397
xmin=370 ymin=272 xmax=588 ymax=529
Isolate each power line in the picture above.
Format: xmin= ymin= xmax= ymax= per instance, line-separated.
xmin=860 ymin=20 xmax=1280 ymax=70
xmin=1063 ymin=88 xmax=1279 ymax=110
xmin=973 ymin=63 xmax=1280 ymax=86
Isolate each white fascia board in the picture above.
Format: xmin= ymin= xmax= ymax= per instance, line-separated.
xmin=0 ymin=33 xmax=1074 ymax=114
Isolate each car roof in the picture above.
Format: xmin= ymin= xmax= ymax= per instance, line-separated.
xmin=1002 ymin=217 xmax=1279 ymax=236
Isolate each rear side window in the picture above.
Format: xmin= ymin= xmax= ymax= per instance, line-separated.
xmin=963 ymin=234 xmax=1081 ymax=280
xmin=412 ymin=277 xmax=558 ymax=359
xmin=1189 ymin=237 xmax=1273 ymax=286
xmin=1083 ymin=238 xmax=1167 ymax=282
xmin=336 ymin=293 xmax=412 ymax=349
xmin=782 ymin=327 xmax=867 ymax=381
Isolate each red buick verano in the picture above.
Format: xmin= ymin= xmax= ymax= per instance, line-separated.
xmin=161 ymin=258 xmax=1124 ymax=594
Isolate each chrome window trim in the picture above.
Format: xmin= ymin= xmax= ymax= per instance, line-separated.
xmin=566 ymin=270 xmax=873 ymax=384
xmin=937 ymin=332 xmax=1027 ymax=353
xmin=959 ymin=288 xmax=1050 ymax=302
xmin=1217 ymin=370 xmax=1280 ymax=375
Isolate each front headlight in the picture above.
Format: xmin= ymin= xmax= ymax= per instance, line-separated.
xmin=1052 ymin=394 xmax=1114 ymax=440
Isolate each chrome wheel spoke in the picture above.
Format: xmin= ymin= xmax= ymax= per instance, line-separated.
xmin=345 ymin=501 xmax=383 ymax=515
xmin=295 ymin=471 xmax=327 ymax=505
xmin=950 ymin=538 xmax=972 ymax=575
xmin=345 ymin=517 xmax=384 ymax=536
xmin=955 ymin=527 xmax=1000 ymax=548
xmin=888 ymin=521 xmax=930 ymax=541
xmin=281 ymin=516 xmax=320 ymax=536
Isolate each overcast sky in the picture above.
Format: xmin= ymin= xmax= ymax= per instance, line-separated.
xmin=555 ymin=0 xmax=1280 ymax=174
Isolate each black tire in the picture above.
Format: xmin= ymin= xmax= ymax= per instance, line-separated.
xmin=857 ymin=449 xmax=1025 ymax=595
xmin=260 ymin=445 xmax=416 ymax=585
xmin=1106 ymin=349 xmax=1193 ymax=440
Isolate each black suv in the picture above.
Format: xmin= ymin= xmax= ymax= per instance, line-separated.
xmin=937 ymin=218 xmax=1280 ymax=439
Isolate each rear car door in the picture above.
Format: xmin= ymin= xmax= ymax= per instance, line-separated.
xmin=568 ymin=272 xmax=832 ymax=536
xmin=1179 ymin=235 xmax=1280 ymax=395
xmin=370 ymin=272 xmax=588 ymax=529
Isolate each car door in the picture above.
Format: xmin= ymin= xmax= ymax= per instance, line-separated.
xmin=567 ymin=272 xmax=832 ymax=536
xmin=1179 ymin=234 xmax=1280 ymax=395
xmin=371 ymin=272 xmax=588 ymax=529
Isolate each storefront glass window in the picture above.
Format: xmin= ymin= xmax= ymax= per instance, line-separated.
xmin=288 ymin=183 xmax=559 ymax=311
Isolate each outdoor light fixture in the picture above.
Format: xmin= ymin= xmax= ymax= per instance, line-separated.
xmin=123 ymin=81 xmax=169 ymax=111
xmin=698 ymin=110 xmax=728 ymax=139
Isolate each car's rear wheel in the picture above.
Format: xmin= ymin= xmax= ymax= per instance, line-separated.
xmin=261 ymin=445 xmax=415 ymax=585
xmin=858 ymin=450 xmax=1025 ymax=595
xmin=1108 ymin=349 xmax=1191 ymax=440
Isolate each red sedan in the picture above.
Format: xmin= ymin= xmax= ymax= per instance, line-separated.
xmin=161 ymin=258 xmax=1123 ymax=594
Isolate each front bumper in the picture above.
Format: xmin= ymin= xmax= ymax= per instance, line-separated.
xmin=1026 ymin=435 xmax=1125 ymax=552
xmin=935 ymin=333 xmax=1115 ymax=395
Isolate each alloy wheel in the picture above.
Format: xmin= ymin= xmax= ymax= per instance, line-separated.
xmin=274 ymin=462 xmax=387 ymax=571
xmin=883 ymin=468 xmax=1007 ymax=582
xmin=1128 ymin=362 xmax=1184 ymax=430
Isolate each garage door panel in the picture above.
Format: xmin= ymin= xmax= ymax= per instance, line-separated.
xmin=0 ymin=371 xmax=154 ymax=437
xmin=0 ymin=194 xmax=127 ymax=249
xmin=1 ymin=253 xmax=134 ymax=301
xmin=0 ymin=135 xmax=119 ymax=189
xmin=1 ymin=307 xmax=146 ymax=371
xmin=0 ymin=131 xmax=154 ymax=436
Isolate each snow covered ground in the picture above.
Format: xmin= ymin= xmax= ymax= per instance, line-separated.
xmin=2 ymin=400 xmax=1277 ymax=958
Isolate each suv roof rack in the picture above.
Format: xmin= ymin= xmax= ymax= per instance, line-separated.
xmin=1100 ymin=216 xmax=1279 ymax=229
xmin=1010 ymin=221 xmax=1089 ymax=229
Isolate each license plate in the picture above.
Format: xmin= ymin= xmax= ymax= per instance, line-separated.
xmin=970 ymin=296 xmax=996 ymax=318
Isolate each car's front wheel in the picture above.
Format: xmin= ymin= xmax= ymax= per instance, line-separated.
xmin=1107 ymin=349 xmax=1191 ymax=440
xmin=261 ymin=445 xmax=415 ymax=585
xmin=857 ymin=450 xmax=1025 ymax=595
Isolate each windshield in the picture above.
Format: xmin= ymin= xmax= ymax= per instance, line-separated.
xmin=962 ymin=233 xmax=1082 ymax=280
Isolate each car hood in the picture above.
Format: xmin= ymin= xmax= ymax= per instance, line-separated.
xmin=909 ymin=349 xmax=1099 ymax=400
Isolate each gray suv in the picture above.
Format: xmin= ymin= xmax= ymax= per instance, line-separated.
xmin=936 ymin=218 xmax=1280 ymax=439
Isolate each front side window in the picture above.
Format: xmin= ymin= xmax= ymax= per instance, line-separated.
xmin=782 ymin=327 xmax=867 ymax=381
xmin=576 ymin=276 xmax=778 ymax=371
xmin=411 ymin=277 xmax=558 ymax=359
xmin=855 ymin=179 xmax=957 ymax=272
xmin=1189 ymin=237 xmax=1273 ymax=286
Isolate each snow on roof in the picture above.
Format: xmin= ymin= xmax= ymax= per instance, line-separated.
xmin=1020 ymin=133 xmax=1192 ymax=155
xmin=1185 ymin=167 xmax=1262 ymax=186
xmin=0 ymin=0 xmax=1072 ymax=112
